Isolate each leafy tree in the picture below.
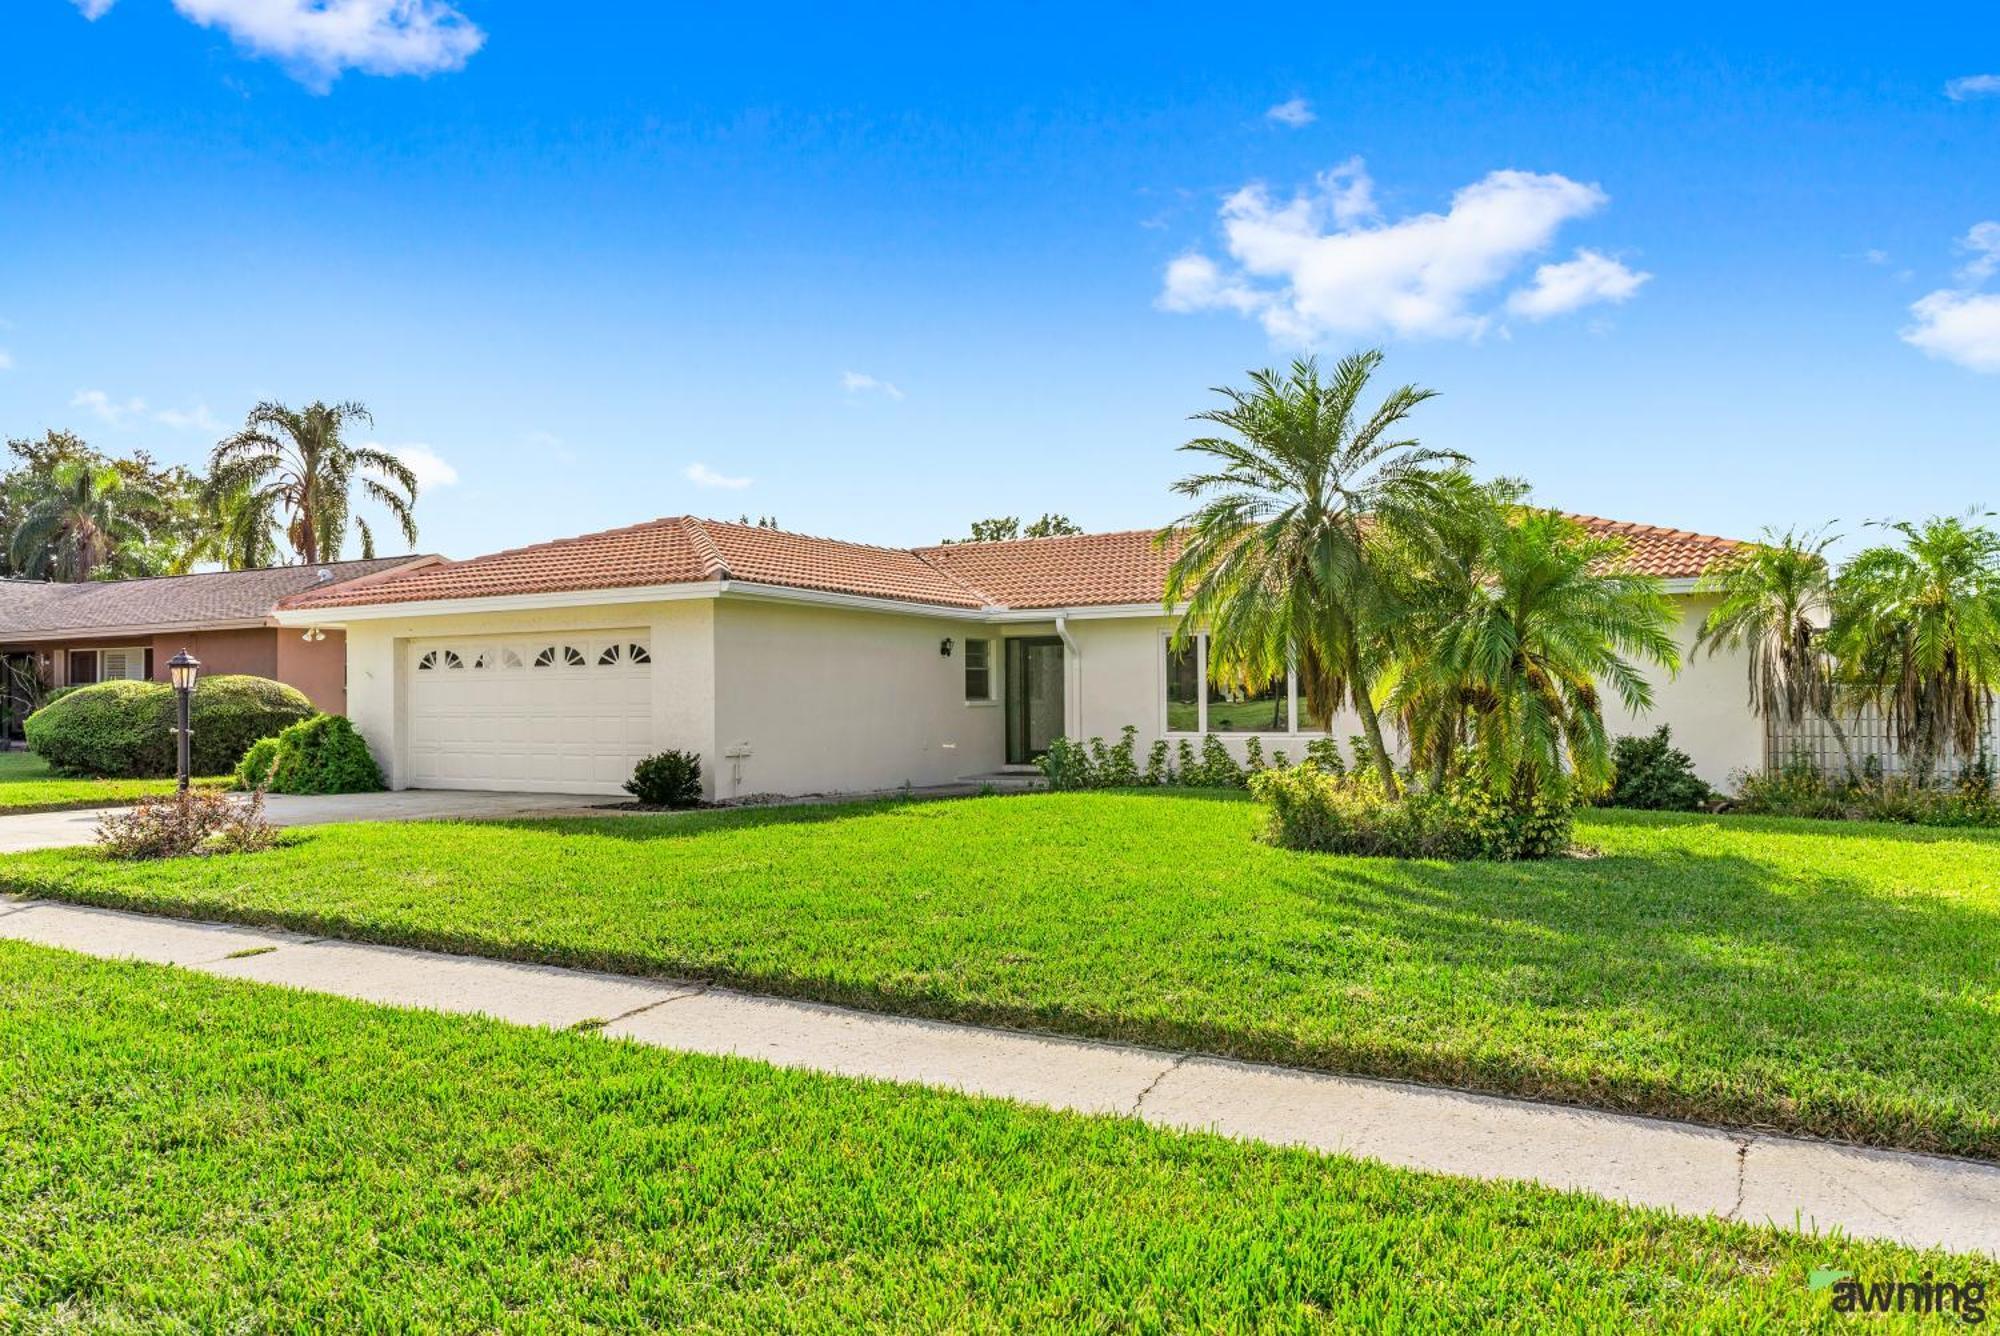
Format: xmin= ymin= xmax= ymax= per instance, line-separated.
xmin=944 ymin=513 xmax=1084 ymax=544
xmin=7 ymin=459 xmax=164 ymax=582
xmin=1162 ymin=352 xmax=1465 ymax=797
xmin=206 ymin=401 xmax=418 ymax=564
xmin=1693 ymin=526 xmax=1851 ymax=768
xmin=1394 ymin=505 xmax=1679 ymax=801
xmin=1826 ymin=514 xmax=2000 ymax=782
xmin=0 ymin=431 xmax=186 ymax=578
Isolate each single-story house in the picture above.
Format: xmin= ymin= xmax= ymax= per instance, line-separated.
xmin=0 ymin=555 xmax=435 ymax=738
xmin=273 ymin=514 xmax=1757 ymax=798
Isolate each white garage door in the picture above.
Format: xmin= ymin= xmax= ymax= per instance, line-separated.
xmin=406 ymin=633 xmax=654 ymax=794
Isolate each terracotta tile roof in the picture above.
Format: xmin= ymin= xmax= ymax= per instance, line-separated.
xmin=1562 ymin=514 xmax=1743 ymax=580
xmin=0 ymin=556 xmax=427 ymax=639
xmin=912 ymin=529 xmax=1183 ymax=609
xmin=281 ymin=518 xmax=986 ymax=611
xmin=280 ymin=512 xmax=1742 ymax=615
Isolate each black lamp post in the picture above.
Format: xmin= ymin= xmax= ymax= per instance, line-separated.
xmin=168 ymin=650 xmax=200 ymax=794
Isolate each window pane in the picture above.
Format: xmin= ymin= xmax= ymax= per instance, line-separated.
xmin=964 ymin=639 xmax=991 ymax=700
xmin=1208 ymin=671 xmax=1287 ymax=733
xmin=1165 ymin=640 xmax=1200 ymax=732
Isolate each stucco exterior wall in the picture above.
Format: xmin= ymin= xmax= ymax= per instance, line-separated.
xmin=340 ymin=599 xmax=716 ymax=792
xmin=270 ymin=629 xmax=350 ymax=713
xmin=1067 ymin=594 xmax=1758 ymax=788
xmin=712 ymin=598 xmax=1002 ymax=798
xmin=148 ymin=627 xmax=277 ymax=683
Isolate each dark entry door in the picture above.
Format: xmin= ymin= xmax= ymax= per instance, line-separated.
xmin=1005 ymin=637 xmax=1065 ymax=764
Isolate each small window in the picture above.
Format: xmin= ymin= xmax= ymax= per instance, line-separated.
xmin=627 ymin=643 xmax=650 ymax=664
xmin=471 ymin=651 xmax=491 ymax=670
xmin=964 ymin=638 xmax=993 ymax=701
xmin=1164 ymin=640 xmax=1200 ymax=732
xmin=563 ymin=646 xmax=587 ymax=667
xmin=532 ymin=646 xmax=556 ymax=668
xmin=442 ymin=650 xmax=464 ymax=670
xmin=598 ymin=645 xmax=622 ymax=666
xmin=417 ymin=650 xmax=439 ymax=671
xmin=502 ymin=649 xmax=524 ymax=669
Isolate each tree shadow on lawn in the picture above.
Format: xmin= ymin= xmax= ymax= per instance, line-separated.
xmin=492 ymin=797 xmax=932 ymax=842
xmin=1585 ymin=806 xmax=2000 ymax=846
xmin=1260 ymin=844 xmax=2000 ymax=1155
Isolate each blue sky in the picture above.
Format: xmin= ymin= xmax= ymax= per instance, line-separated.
xmin=2 ymin=3 xmax=1997 ymax=561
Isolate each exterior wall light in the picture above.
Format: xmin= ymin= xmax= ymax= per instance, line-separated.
xmin=940 ymin=638 xmax=953 ymax=657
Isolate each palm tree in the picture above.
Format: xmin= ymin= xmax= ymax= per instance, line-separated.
xmin=1693 ymin=526 xmax=1849 ymax=770
xmin=1162 ymin=352 xmax=1467 ymax=797
xmin=1826 ymin=514 xmax=2000 ymax=782
xmin=1399 ymin=506 xmax=1680 ymax=801
xmin=206 ymin=401 xmax=418 ymax=564
xmin=8 ymin=460 xmax=162 ymax=582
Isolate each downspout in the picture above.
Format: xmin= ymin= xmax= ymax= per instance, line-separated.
xmin=1055 ymin=614 xmax=1081 ymax=741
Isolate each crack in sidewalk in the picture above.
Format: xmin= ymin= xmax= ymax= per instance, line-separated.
xmin=583 ymin=983 xmax=714 ymax=1032
xmin=1723 ymin=1136 xmax=1755 ymax=1220
xmin=1129 ymin=1054 xmax=1191 ymax=1116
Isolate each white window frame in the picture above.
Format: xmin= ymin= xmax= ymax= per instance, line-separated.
xmin=962 ymin=636 xmax=998 ymax=706
xmin=1160 ymin=631 xmax=1312 ymax=737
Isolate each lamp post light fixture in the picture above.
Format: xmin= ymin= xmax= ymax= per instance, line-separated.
xmin=167 ymin=650 xmax=200 ymax=794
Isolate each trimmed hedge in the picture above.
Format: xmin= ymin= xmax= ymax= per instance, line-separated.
xmin=236 ymin=713 xmax=383 ymax=795
xmin=26 ymin=675 xmax=314 ymax=778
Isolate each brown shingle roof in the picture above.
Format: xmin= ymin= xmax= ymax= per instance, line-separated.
xmin=0 ymin=556 xmax=428 ymax=639
xmin=279 ymin=513 xmax=1742 ymax=615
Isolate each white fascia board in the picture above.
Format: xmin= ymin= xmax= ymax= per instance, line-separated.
xmin=715 ymin=581 xmax=997 ymax=621
xmin=272 ymin=581 xmax=724 ymax=626
xmin=0 ymin=617 xmax=272 ymax=643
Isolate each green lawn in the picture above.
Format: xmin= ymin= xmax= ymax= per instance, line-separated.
xmin=6 ymin=793 xmax=1998 ymax=1157
xmin=0 ymin=750 xmax=224 ymax=812
xmin=0 ymin=942 xmax=1957 ymax=1330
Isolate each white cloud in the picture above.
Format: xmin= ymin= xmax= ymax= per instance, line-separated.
xmin=1945 ymin=74 xmax=2000 ymax=101
xmin=841 ymin=371 xmax=905 ymax=400
xmin=1160 ymin=160 xmax=1631 ymax=342
xmin=1861 ymin=248 xmax=1889 ymax=266
xmin=1506 ymin=248 xmax=1651 ymax=319
xmin=0 ymin=351 xmax=12 ymax=372
xmin=685 ymin=462 xmax=751 ymax=490
xmin=384 ymin=442 xmax=458 ymax=489
xmin=153 ymin=402 xmax=222 ymax=432
xmin=85 ymin=0 xmax=485 ymax=90
xmin=70 ymin=389 xmax=147 ymax=426
xmin=1903 ymin=290 xmax=2000 ymax=372
xmin=1956 ymin=220 xmax=2000 ymax=282
xmin=1265 ymin=98 xmax=1316 ymax=128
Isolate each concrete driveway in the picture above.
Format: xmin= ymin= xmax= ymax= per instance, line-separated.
xmin=0 ymin=790 xmax=619 ymax=853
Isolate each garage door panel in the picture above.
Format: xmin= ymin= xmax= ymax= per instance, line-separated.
xmin=406 ymin=633 xmax=654 ymax=795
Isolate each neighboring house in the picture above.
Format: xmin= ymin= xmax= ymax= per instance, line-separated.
xmin=0 ymin=556 xmax=436 ymax=739
xmin=274 ymin=515 xmax=1756 ymax=798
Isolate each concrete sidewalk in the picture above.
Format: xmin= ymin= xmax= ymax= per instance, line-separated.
xmin=3 ymin=895 xmax=1995 ymax=1258
xmin=0 ymin=789 xmax=615 ymax=853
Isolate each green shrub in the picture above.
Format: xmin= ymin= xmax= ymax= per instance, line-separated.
xmin=1249 ymin=766 xmax=1576 ymax=860
xmin=1037 ymin=728 xmax=1259 ymax=790
xmin=626 ymin=750 xmax=703 ymax=807
xmin=1604 ymin=726 xmax=1715 ymax=811
xmin=247 ymin=714 xmax=384 ymax=795
xmin=25 ymin=674 xmax=313 ymax=778
xmin=1734 ymin=753 xmax=2000 ymax=827
xmin=234 ymin=737 xmax=281 ymax=790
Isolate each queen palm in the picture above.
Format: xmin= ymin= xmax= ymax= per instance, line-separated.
xmin=1163 ymin=352 xmax=1466 ymax=797
xmin=1826 ymin=514 xmax=2000 ymax=782
xmin=206 ymin=401 xmax=418 ymax=564
xmin=1693 ymin=526 xmax=1849 ymax=769
xmin=1407 ymin=507 xmax=1679 ymax=800
xmin=8 ymin=460 xmax=162 ymax=582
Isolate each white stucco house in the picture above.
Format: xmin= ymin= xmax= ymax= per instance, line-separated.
xmin=274 ymin=513 xmax=1759 ymax=798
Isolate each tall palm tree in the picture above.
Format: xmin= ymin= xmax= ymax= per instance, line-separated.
xmin=8 ymin=460 xmax=162 ymax=582
xmin=1826 ymin=514 xmax=2000 ymax=782
xmin=1399 ymin=507 xmax=1680 ymax=800
xmin=1693 ymin=526 xmax=1849 ymax=770
xmin=1162 ymin=352 xmax=1467 ymax=797
xmin=206 ymin=401 xmax=418 ymax=564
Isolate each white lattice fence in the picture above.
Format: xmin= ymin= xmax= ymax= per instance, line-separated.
xmin=1765 ymin=701 xmax=2000 ymax=780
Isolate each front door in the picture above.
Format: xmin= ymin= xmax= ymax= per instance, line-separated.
xmin=1005 ymin=637 xmax=1065 ymax=764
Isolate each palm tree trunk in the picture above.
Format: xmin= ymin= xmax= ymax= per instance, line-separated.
xmin=1349 ymin=662 xmax=1401 ymax=799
